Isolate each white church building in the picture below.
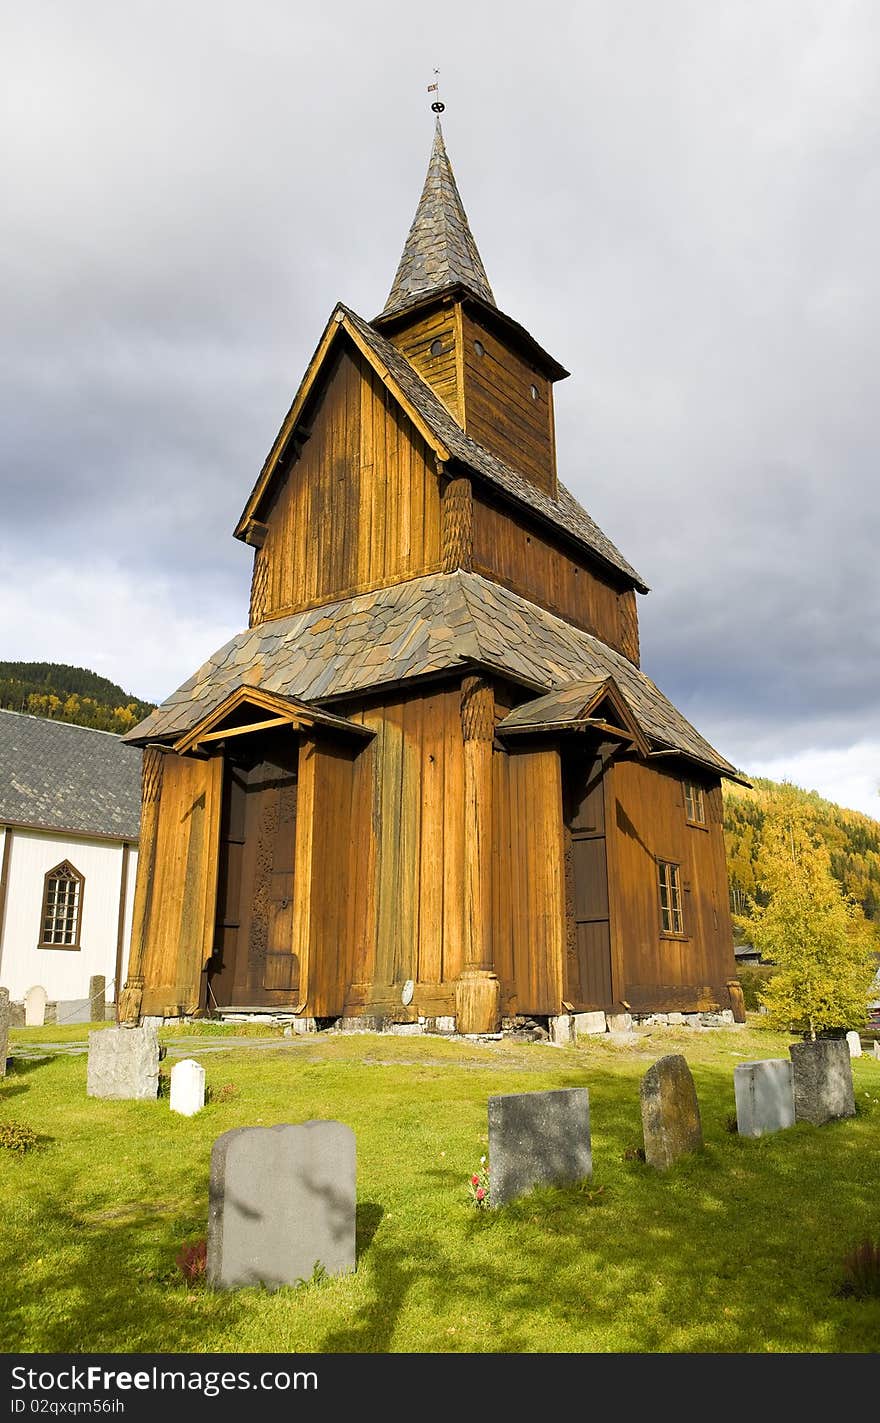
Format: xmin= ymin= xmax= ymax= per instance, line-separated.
xmin=0 ymin=710 xmax=141 ymax=1018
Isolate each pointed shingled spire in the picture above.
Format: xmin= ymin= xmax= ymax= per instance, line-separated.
xmin=382 ymin=119 xmax=495 ymax=317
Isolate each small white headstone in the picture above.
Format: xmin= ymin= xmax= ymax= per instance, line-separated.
xmin=874 ymin=1040 xmax=880 ymax=1060
xmin=170 ymin=1058 xmax=206 ymax=1116
xmin=846 ymin=1031 xmax=862 ymax=1059
xmin=24 ymin=986 xmax=48 ymax=1027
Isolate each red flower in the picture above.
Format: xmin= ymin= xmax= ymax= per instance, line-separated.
xmin=471 ymin=1174 xmax=480 ymax=1186
xmin=476 ymin=1188 xmax=486 ymax=1201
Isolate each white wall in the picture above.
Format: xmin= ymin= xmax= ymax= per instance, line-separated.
xmin=0 ymin=827 xmax=138 ymax=1005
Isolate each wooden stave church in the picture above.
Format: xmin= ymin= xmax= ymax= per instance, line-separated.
xmin=120 ymin=120 xmax=744 ymax=1034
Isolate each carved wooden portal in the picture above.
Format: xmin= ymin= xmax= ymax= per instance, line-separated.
xmin=209 ymin=729 xmax=300 ymax=1008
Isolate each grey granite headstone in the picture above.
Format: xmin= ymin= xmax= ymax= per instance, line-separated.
xmin=89 ymin=975 xmax=106 ymax=1023
xmin=24 ymin=985 xmax=47 ymax=1027
xmin=734 ymin=1059 xmax=796 ymax=1138
xmin=640 ymin=1054 xmax=703 ymax=1169
xmin=86 ymin=1024 xmax=160 ymax=1100
xmin=789 ymin=1038 xmax=855 ymax=1125
xmin=488 ymin=1088 xmax=591 ymax=1207
xmin=0 ymin=988 xmax=9 ymax=1078
xmin=207 ymin=1122 xmax=356 ymax=1290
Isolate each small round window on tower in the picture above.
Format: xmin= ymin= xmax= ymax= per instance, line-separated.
xmin=473 ymin=339 xmax=485 ymax=357
xmin=530 ymin=383 xmax=539 ymax=400
xmin=430 ymin=339 xmax=443 ymax=356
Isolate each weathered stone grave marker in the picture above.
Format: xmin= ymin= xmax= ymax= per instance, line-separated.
xmin=789 ymin=1039 xmax=855 ymax=1125
xmin=488 ymin=1088 xmax=591 ymax=1207
xmin=86 ymin=1024 xmax=160 ymax=1100
xmin=89 ymin=975 xmax=106 ymax=1023
xmin=640 ymin=1054 xmax=703 ymax=1169
xmin=24 ymin=985 xmax=47 ymax=1027
xmin=207 ymin=1122 xmax=356 ymax=1290
xmin=734 ymin=1059 xmax=795 ymax=1138
xmin=170 ymin=1058 xmax=206 ymax=1117
xmin=845 ymin=1030 xmax=862 ymax=1059
xmin=0 ymin=988 xmax=10 ymax=1078
xmin=874 ymin=1040 xmax=880 ymax=1061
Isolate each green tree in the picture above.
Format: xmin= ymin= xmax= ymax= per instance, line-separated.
xmin=749 ymin=788 xmax=877 ymax=1038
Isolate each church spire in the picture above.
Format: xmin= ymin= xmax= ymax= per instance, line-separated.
xmin=382 ymin=119 xmax=495 ymax=317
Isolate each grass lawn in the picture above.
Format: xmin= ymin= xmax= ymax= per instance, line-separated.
xmin=2 ymin=1019 xmax=879 ymax=1353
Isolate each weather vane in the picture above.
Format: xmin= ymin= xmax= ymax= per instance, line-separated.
xmin=427 ymin=67 xmax=445 ymax=114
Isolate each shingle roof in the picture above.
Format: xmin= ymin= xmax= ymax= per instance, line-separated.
xmin=0 ymin=710 xmax=142 ymax=840
xmin=123 ymin=572 xmax=735 ymax=778
xmin=383 ymin=120 xmax=495 ymax=318
xmin=340 ymin=306 xmax=648 ymax=592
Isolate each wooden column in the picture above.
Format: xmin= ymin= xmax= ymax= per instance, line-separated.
xmin=454 ymin=674 xmax=501 ymax=1034
xmin=441 ymin=474 xmax=473 ymax=573
xmin=118 ymin=746 xmax=165 ymax=1023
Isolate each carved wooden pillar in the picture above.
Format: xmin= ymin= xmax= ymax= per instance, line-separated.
xmin=454 ymin=674 xmax=501 ymax=1035
xmin=441 ymin=474 xmax=473 ymax=573
xmin=117 ymin=746 xmax=165 ymax=1024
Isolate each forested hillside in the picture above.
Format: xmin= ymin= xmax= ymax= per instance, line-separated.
xmin=724 ymin=777 xmax=880 ymax=929
xmin=0 ymin=662 xmax=154 ymax=734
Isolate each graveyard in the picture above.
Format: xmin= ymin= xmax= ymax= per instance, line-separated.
xmin=2 ymin=1017 xmax=879 ymax=1354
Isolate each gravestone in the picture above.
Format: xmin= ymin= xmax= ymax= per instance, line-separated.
xmin=488 ymin=1088 xmax=591 ymax=1207
xmin=207 ymin=1122 xmax=356 ymax=1290
xmin=734 ymin=1059 xmax=795 ymax=1138
xmin=170 ymin=1058 xmax=206 ymax=1116
xmin=845 ymin=1030 xmax=862 ymax=1059
xmin=789 ymin=1039 xmax=855 ymax=1125
xmin=572 ymin=1011 xmax=606 ymax=1037
xmin=89 ymin=975 xmax=107 ymax=1023
xmin=640 ymin=1054 xmax=703 ymax=1169
xmin=24 ymin=985 xmax=48 ymax=1027
xmin=86 ymin=1024 xmax=160 ymax=1100
xmin=0 ymin=988 xmax=10 ymax=1078
xmin=874 ymin=1040 xmax=880 ymax=1061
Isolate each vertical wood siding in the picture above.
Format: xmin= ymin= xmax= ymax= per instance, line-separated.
xmin=386 ymin=306 xmax=462 ymax=421
xmin=461 ymin=310 xmax=557 ymax=497
xmin=253 ymin=345 xmax=443 ymax=623
xmin=605 ymin=758 xmax=737 ymax=1011
xmin=472 ymin=493 xmax=639 ymax=659
xmin=139 ymin=754 xmax=222 ymax=1017
xmin=492 ymin=744 xmax=566 ymax=1014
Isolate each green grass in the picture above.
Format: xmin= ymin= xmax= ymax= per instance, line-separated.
xmin=2 ymin=1020 xmax=879 ymax=1353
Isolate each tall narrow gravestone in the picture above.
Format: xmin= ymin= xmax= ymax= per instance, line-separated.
xmin=86 ymin=1024 xmax=160 ymax=1100
xmin=789 ymin=1039 xmax=855 ymax=1125
xmin=89 ymin=976 xmax=107 ymax=1023
xmin=207 ymin=1122 xmax=356 ymax=1290
xmin=0 ymin=988 xmax=10 ymax=1078
xmin=24 ymin=986 xmax=47 ymax=1027
xmin=734 ymin=1059 xmax=795 ymax=1138
xmin=487 ymin=1088 xmax=592 ymax=1207
xmin=845 ymin=1031 xmax=862 ymax=1059
xmin=640 ymin=1055 xmax=703 ymax=1169
xmin=170 ymin=1058 xmax=206 ymax=1116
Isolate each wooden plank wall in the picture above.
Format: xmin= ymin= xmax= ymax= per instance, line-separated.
xmin=492 ymin=744 xmax=566 ymax=1015
xmin=461 ymin=309 xmax=556 ymax=497
xmin=297 ymin=738 xmax=358 ymax=1018
xmin=339 ymin=683 xmax=466 ymax=1017
xmin=605 ymin=758 xmax=737 ymax=1011
xmin=385 ymin=305 xmax=462 ymax=422
xmin=253 ymin=345 xmax=443 ymax=623
xmin=472 ymin=493 xmax=639 ymax=660
xmin=140 ymin=753 xmax=223 ymax=1017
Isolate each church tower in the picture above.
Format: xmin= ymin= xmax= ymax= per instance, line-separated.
xmin=121 ymin=118 xmax=743 ymax=1034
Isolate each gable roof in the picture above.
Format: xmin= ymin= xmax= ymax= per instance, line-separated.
xmin=497 ymin=677 xmax=652 ymax=758
xmin=0 ymin=709 xmax=142 ymax=841
xmin=123 ymin=570 xmax=737 ymax=780
xmin=172 ymin=685 xmax=373 ymax=754
xmin=237 ymin=303 xmax=648 ymax=593
xmin=382 ymin=120 xmax=495 ymax=318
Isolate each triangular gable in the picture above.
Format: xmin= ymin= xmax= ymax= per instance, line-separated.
xmin=172 ymin=685 xmax=372 ymax=755
xmin=235 ymin=305 xmax=452 ymax=544
xmin=497 ymin=675 xmax=651 ymax=758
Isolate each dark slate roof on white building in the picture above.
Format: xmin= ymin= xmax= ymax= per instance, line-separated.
xmin=0 ymin=710 xmax=142 ymax=840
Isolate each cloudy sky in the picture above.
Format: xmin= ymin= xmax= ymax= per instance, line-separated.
xmin=2 ymin=1 xmax=878 ymax=814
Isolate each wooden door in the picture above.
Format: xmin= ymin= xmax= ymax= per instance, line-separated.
xmin=563 ymin=750 xmax=614 ymax=1009
xmin=209 ymin=730 xmax=300 ymax=1008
